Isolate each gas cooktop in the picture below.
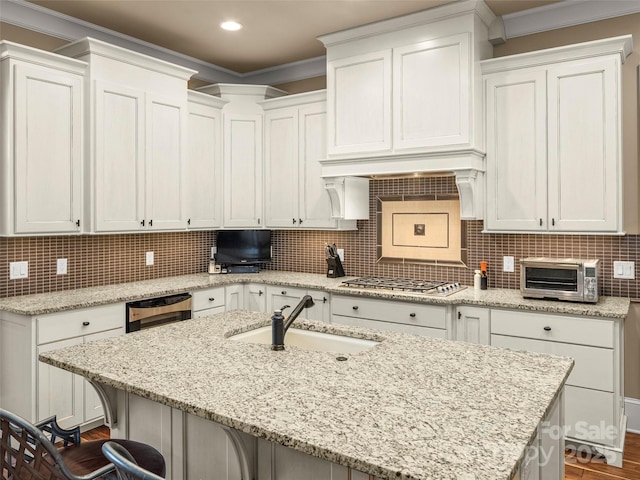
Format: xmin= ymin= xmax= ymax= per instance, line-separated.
xmin=341 ymin=276 xmax=466 ymax=296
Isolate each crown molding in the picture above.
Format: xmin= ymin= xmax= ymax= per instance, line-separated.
xmin=503 ymin=0 xmax=640 ymax=39
xmin=2 ymin=0 xmax=639 ymax=87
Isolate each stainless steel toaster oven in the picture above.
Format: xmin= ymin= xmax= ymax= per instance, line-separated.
xmin=520 ymin=258 xmax=600 ymax=303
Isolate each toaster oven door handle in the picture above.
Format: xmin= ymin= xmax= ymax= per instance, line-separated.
xmin=521 ymin=261 xmax=582 ymax=269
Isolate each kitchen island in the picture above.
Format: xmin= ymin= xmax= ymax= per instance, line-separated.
xmin=39 ymin=310 xmax=574 ymax=480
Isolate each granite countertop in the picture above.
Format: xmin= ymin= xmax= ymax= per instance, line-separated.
xmin=39 ymin=311 xmax=574 ymax=480
xmin=0 ymin=271 xmax=630 ymax=319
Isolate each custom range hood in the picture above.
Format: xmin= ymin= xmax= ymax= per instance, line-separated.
xmin=319 ymin=0 xmax=502 ymax=221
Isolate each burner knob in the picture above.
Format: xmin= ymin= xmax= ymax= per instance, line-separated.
xmin=454 ymin=283 xmax=460 ymax=288
xmin=437 ymin=286 xmax=445 ymax=293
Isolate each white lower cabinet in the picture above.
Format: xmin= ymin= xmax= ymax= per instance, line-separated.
xmin=454 ymin=306 xmax=490 ymax=344
xmin=0 ymin=303 xmax=124 ymax=429
xmin=265 ymin=286 xmax=330 ymax=323
xmin=191 ymin=287 xmax=225 ymax=317
xmin=244 ymin=283 xmax=267 ymax=312
xmin=490 ymin=308 xmax=624 ymax=465
xmin=225 ymin=285 xmax=245 ymax=311
xmin=331 ymin=295 xmax=449 ymax=338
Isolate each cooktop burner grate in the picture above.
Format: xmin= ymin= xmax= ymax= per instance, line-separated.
xmin=341 ymin=276 xmax=465 ymax=296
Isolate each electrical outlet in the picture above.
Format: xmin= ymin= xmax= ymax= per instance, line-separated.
xmin=503 ymin=256 xmax=515 ymax=273
xmin=337 ymin=248 xmax=345 ymax=263
xmin=613 ymin=261 xmax=634 ymax=279
xmin=9 ymin=261 xmax=28 ymax=280
xmin=146 ymin=251 xmax=154 ymax=266
xmin=56 ymin=258 xmax=67 ymax=275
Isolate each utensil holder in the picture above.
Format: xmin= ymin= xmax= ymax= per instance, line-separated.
xmin=326 ymin=256 xmax=345 ymax=278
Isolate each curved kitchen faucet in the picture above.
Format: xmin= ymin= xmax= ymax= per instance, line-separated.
xmin=271 ymin=295 xmax=315 ymax=351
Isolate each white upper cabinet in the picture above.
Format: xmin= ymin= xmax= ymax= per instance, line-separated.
xmin=57 ymin=38 xmax=196 ymax=233
xmin=186 ymin=91 xmax=225 ymax=230
xmin=0 ymin=42 xmax=86 ymax=236
xmin=482 ymin=36 xmax=632 ymax=234
xmin=319 ymin=1 xmax=494 ymax=167
xmin=262 ymin=92 xmax=353 ymax=230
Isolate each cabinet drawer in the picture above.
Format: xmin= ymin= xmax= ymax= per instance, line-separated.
xmin=491 ymin=334 xmax=614 ymax=391
xmin=37 ymin=304 xmax=123 ymax=345
xmin=193 ymin=306 xmax=225 ymax=318
xmin=490 ymin=309 xmax=614 ymax=348
xmin=332 ymin=295 xmax=446 ymax=329
xmin=333 ymin=315 xmax=446 ymax=339
xmin=564 ymin=385 xmax=616 ymax=447
xmin=192 ymin=287 xmax=225 ymax=312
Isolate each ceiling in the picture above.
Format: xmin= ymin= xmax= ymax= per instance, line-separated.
xmin=27 ymin=0 xmax=561 ymax=74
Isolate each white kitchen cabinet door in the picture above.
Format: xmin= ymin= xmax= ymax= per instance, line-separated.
xmin=305 ymin=290 xmax=331 ymax=323
xmin=298 ymin=102 xmax=336 ymax=229
xmin=145 ymin=94 xmax=186 ymax=231
xmin=547 ymin=57 xmax=619 ymax=232
xmin=393 ymin=33 xmax=471 ymax=150
xmin=83 ymin=328 xmax=124 ymax=422
xmin=225 ymin=284 xmax=245 ymax=312
xmin=94 ymin=81 xmax=145 ymax=232
xmin=327 ymin=50 xmax=392 ymax=156
xmin=244 ymin=284 xmax=267 ymax=312
xmin=223 ymin=114 xmax=263 ymax=227
xmin=264 ymin=108 xmax=299 ymax=228
xmin=13 ymin=63 xmax=83 ymax=234
xmin=186 ymin=97 xmax=223 ymax=229
xmin=484 ymin=69 xmax=547 ymax=231
xmin=266 ymin=286 xmax=308 ymax=315
xmin=454 ymin=307 xmax=490 ymax=345
xmin=37 ymin=337 xmax=84 ymax=428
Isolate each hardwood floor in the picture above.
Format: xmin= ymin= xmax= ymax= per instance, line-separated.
xmin=81 ymin=427 xmax=640 ymax=479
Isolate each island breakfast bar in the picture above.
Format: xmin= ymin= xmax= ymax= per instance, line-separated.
xmin=39 ymin=310 xmax=574 ymax=480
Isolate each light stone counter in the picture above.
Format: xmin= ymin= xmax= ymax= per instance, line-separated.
xmin=39 ymin=311 xmax=574 ymax=480
xmin=0 ymin=271 xmax=629 ymax=319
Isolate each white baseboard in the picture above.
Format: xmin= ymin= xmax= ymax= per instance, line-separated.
xmin=625 ymin=397 xmax=640 ymax=433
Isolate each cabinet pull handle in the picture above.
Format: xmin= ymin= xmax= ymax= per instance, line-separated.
xmin=259 ymin=290 xmax=263 ymax=296
xmin=409 ymin=313 xmax=416 ymax=318
xmin=208 ymin=297 xmax=215 ymax=302
xmin=82 ymin=321 xmax=90 ymax=326
xmin=149 ymin=219 xmax=153 ymax=227
xmin=539 ymin=218 xmax=542 ymax=226
xmin=187 ymin=218 xmax=191 ymax=226
xmin=323 ymin=297 xmax=327 ymax=303
xmin=281 ymin=291 xmax=287 ymax=295
xmin=552 ymin=218 xmax=555 ymax=226
xmin=292 ymin=218 xmax=297 ymax=224
xmin=258 ymin=218 xmax=261 ymax=225
xmin=141 ymin=219 xmax=145 ymax=227
xmin=543 ymin=326 xmax=551 ymax=331
xmin=299 ymin=218 xmax=303 ymax=225
xmin=76 ymin=219 xmax=80 ymax=227
xmin=458 ymin=311 xmax=462 ymax=319
xmin=352 ymin=306 xmax=359 ymax=310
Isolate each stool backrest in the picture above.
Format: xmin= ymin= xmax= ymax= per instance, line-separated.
xmin=101 ymin=441 xmax=164 ymax=480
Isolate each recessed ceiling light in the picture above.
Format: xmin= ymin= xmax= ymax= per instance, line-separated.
xmin=221 ymin=21 xmax=242 ymax=31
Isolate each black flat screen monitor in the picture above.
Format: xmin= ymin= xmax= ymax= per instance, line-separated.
xmin=215 ymin=230 xmax=272 ymax=265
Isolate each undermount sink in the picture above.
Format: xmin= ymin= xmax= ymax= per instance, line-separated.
xmin=229 ymin=326 xmax=379 ymax=354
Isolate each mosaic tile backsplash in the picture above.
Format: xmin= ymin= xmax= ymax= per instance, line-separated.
xmin=1 ymin=176 xmax=640 ymax=299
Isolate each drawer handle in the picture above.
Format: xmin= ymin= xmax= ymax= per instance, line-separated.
xmin=281 ymin=291 xmax=287 ymax=295
xmin=352 ymin=306 xmax=359 ymax=311
xmin=208 ymin=297 xmax=215 ymax=302
xmin=323 ymin=297 xmax=327 ymax=303
xmin=409 ymin=313 xmax=416 ymax=318
xmin=543 ymin=326 xmax=552 ymax=331
xmin=259 ymin=290 xmax=263 ymax=296
xmin=82 ymin=321 xmax=90 ymax=326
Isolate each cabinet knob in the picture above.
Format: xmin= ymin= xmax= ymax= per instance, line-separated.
xmin=281 ymin=291 xmax=287 ymax=295
xmin=457 ymin=311 xmax=462 ymax=319
xmin=149 ymin=219 xmax=153 ymax=227
xmin=543 ymin=326 xmax=552 ymax=331
xmin=409 ymin=313 xmax=416 ymax=318
xmin=187 ymin=218 xmax=191 ymax=225
xmin=82 ymin=321 xmax=90 ymax=326
xmin=539 ymin=218 xmax=542 ymax=226
xmin=292 ymin=218 xmax=297 ymax=224
xmin=323 ymin=297 xmax=327 ymax=303
xmin=352 ymin=306 xmax=359 ymax=311
xmin=75 ymin=219 xmax=80 ymax=228
xmin=259 ymin=290 xmax=263 ymax=296
xmin=140 ymin=219 xmax=145 ymax=227
xmin=552 ymin=218 xmax=555 ymax=226
xmin=299 ymin=218 xmax=303 ymax=225
xmin=208 ymin=297 xmax=215 ymax=302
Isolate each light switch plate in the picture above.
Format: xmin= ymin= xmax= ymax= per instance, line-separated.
xmin=9 ymin=261 xmax=28 ymax=280
xmin=613 ymin=261 xmax=634 ymax=279
xmin=146 ymin=251 xmax=154 ymax=266
xmin=503 ymin=256 xmax=515 ymax=273
xmin=56 ymin=258 xmax=67 ymax=275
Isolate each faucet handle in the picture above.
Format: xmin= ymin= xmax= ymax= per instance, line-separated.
xmin=280 ymin=305 xmax=291 ymax=312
